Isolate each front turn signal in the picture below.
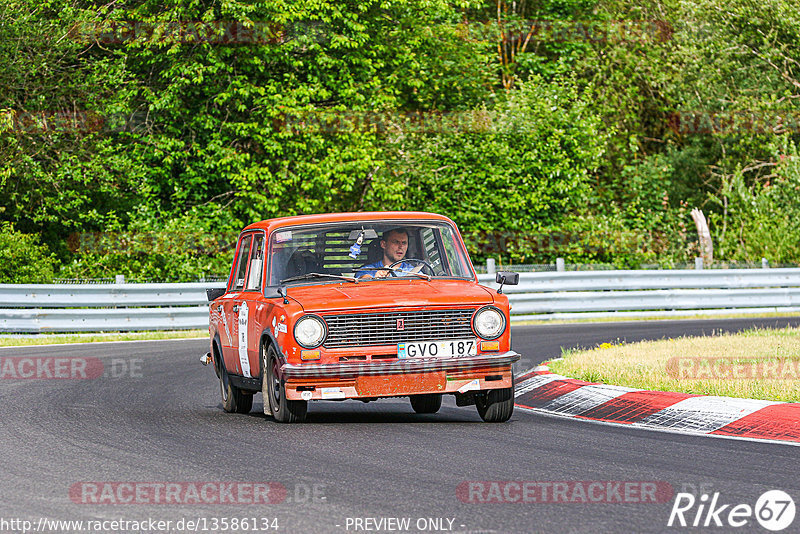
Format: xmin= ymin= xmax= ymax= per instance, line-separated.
xmin=301 ymin=350 xmax=321 ymax=361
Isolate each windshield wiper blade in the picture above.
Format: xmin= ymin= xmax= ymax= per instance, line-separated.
xmin=280 ymin=272 xmax=358 ymax=284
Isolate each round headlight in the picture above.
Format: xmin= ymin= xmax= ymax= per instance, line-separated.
xmin=294 ymin=315 xmax=327 ymax=348
xmin=473 ymin=306 xmax=506 ymax=340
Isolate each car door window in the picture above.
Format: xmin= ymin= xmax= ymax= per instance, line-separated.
xmin=246 ymin=234 xmax=265 ymax=291
xmin=231 ymin=235 xmax=253 ymax=291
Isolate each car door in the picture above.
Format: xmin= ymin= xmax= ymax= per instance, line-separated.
xmin=221 ymin=233 xmax=252 ymax=376
xmin=240 ymin=232 xmax=267 ymax=379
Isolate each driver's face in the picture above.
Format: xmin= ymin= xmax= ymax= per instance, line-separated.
xmin=381 ymin=231 xmax=408 ymax=264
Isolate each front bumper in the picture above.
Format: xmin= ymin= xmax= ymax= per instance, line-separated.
xmin=281 ymin=351 xmax=520 ymax=401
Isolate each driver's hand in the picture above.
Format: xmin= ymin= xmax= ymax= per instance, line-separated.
xmin=375 ymin=269 xmax=389 ymax=279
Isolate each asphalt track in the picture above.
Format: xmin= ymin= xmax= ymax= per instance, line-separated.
xmin=1 ymin=317 xmax=799 ymax=534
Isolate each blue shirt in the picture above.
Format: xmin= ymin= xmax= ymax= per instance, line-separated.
xmin=358 ymin=261 xmax=417 ymax=278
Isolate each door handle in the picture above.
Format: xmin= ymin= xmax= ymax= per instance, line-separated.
xmin=232 ymin=304 xmax=240 ymax=313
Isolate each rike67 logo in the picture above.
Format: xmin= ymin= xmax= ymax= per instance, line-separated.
xmin=668 ymin=490 xmax=795 ymax=531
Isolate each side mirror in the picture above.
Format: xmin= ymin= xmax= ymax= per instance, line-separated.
xmin=495 ymin=271 xmax=519 ymax=294
xmin=206 ymin=287 xmax=226 ymax=301
xmin=495 ymin=271 xmax=519 ymax=285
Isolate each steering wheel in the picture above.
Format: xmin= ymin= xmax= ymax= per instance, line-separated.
xmin=387 ymin=258 xmax=436 ymax=277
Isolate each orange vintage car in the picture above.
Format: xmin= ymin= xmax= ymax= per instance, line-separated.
xmin=203 ymin=212 xmax=520 ymax=423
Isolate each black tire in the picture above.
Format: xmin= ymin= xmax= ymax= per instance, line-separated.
xmin=475 ymin=387 xmax=514 ymax=422
xmin=410 ymin=393 xmax=442 ymax=414
xmin=217 ymin=350 xmax=253 ymax=414
xmin=263 ymin=345 xmax=307 ymax=423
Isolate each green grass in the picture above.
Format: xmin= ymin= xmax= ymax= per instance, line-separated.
xmin=548 ymin=326 xmax=800 ymax=402
xmin=0 ymin=330 xmax=207 ymax=347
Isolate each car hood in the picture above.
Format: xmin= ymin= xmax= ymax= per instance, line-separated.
xmin=285 ymin=279 xmax=496 ymax=313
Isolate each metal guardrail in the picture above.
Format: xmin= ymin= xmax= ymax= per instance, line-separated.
xmin=477 ymin=269 xmax=800 ymax=292
xmin=0 ymin=283 xmax=212 ymax=308
xmin=477 ymin=268 xmax=800 ymax=320
xmin=0 ymin=307 xmax=209 ymax=333
xmin=3 ymin=268 xmax=800 ymax=332
xmin=0 ymin=283 xmax=214 ymax=333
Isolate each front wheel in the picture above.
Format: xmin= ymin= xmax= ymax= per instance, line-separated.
xmin=263 ymin=345 xmax=307 ymax=423
xmin=410 ymin=394 xmax=442 ymax=414
xmin=475 ymin=387 xmax=514 ymax=422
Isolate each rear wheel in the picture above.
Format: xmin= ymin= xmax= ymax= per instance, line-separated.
xmin=410 ymin=394 xmax=442 ymax=414
xmin=475 ymin=387 xmax=514 ymax=422
xmin=218 ymin=351 xmax=253 ymax=414
xmin=263 ymin=345 xmax=307 ymax=423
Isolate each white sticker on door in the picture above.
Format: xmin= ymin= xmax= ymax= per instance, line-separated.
xmin=238 ymin=301 xmax=251 ymax=378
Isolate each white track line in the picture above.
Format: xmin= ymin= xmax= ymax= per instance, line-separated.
xmin=514 ymin=404 xmax=800 ymax=447
xmin=633 ymin=396 xmax=782 ymax=433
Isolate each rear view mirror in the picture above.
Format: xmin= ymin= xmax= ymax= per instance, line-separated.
xmin=495 ymin=271 xmax=519 ymax=294
xmin=348 ymin=228 xmax=378 ymax=240
xmin=495 ymin=271 xmax=519 ymax=285
xmin=207 ymin=287 xmax=226 ymax=301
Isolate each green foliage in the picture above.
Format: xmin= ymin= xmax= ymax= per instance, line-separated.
xmin=0 ymin=0 xmax=138 ymax=243
xmin=58 ymin=211 xmax=235 ymax=281
xmin=0 ymin=223 xmax=57 ymax=283
xmin=1 ymin=0 xmax=800 ymax=281
xmin=379 ymin=76 xmax=607 ymax=261
xmin=709 ymin=143 xmax=800 ymax=263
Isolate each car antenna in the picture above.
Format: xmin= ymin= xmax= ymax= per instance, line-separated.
xmin=277 ymin=285 xmax=289 ymax=304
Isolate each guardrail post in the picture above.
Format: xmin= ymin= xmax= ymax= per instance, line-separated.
xmin=762 ymin=258 xmax=769 ymax=269
xmin=694 ymin=257 xmax=703 ymax=270
xmin=486 ymin=258 xmax=496 ymax=275
xmin=556 ymin=258 xmax=565 ymax=272
xmin=115 ymin=274 xmax=125 ymax=284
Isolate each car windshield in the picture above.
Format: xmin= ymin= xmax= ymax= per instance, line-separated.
xmin=267 ymin=220 xmax=473 ymax=285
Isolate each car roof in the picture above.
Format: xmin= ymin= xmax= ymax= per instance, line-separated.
xmin=242 ymin=211 xmax=458 ymax=234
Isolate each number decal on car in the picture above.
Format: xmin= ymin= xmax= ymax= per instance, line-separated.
xmin=238 ymin=302 xmax=251 ymax=377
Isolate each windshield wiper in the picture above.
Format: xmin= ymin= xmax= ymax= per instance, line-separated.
xmin=280 ymin=272 xmax=359 ymax=284
xmin=351 ymin=267 xmax=431 ymax=281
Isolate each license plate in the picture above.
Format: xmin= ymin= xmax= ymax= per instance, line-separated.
xmin=398 ymin=339 xmax=477 ymax=359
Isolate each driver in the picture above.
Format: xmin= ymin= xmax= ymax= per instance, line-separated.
xmin=358 ymin=228 xmax=422 ymax=279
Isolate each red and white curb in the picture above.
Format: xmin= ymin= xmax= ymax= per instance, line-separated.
xmin=514 ymin=366 xmax=800 ymax=445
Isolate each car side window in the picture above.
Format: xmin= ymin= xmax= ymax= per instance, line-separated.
xmin=246 ymin=234 xmax=265 ymax=291
xmin=231 ymin=235 xmax=253 ymax=291
xmin=439 ymin=225 xmax=470 ymax=277
xmin=421 ymin=228 xmax=444 ymax=274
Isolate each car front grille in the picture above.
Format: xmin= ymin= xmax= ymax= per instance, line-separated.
xmin=322 ymin=309 xmax=476 ymax=348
